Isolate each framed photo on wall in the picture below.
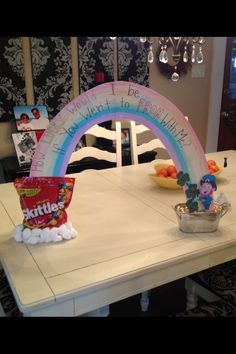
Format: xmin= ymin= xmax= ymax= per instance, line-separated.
xmin=13 ymin=105 xmax=50 ymax=131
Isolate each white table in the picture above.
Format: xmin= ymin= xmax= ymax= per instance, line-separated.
xmin=0 ymin=150 xmax=235 ymax=316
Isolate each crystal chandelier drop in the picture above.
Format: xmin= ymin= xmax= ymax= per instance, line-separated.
xmin=140 ymin=37 xmax=206 ymax=82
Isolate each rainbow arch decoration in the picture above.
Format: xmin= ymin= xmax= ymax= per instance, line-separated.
xmin=30 ymin=81 xmax=208 ymax=187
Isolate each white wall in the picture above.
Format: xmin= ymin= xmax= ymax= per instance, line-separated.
xmin=135 ymin=37 xmax=227 ymax=155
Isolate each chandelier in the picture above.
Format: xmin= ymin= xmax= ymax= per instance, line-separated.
xmin=109 ymin=37 xmax=206 ymax=82
xmin=140 ymin=37 xmax=206 ymax=82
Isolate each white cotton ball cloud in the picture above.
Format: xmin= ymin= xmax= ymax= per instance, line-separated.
xmin=40 ymin=228 xmax=50 ymax=243
xmin=12 ymin=222 xmax=77 ymax=244
xmin=70 ymin=227 xmax=78 ymax=238
xmin=51 ymin=228 xmax=63 ymax=242
xmin=26 ymin=236 xmax=39 ymax=245
xmin=31 ymin=228 xmax=42 ymax=238
xmin=13 ymin=224 xmax=24 ymax=242
xmin=22 ymin=228 xmax=32 ymax=241
xmin=64 ymin=222 xmax=78 ymax=238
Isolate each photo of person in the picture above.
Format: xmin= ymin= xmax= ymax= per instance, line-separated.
xmin=121 ymin=128 xmax=130 ymax=146
xmin=31 ymin=107 xmax=41 ymax=119
xmin=16 ymin=113 xmax=32 ymax=131
xmin=13 ymin=105 xmax=50 ymax=131
xmin=30 ymin=107 xmax=50 ymax=130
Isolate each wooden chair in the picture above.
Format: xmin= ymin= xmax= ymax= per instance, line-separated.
xmin=68 ymin=121 xmax=122 ymax=317
xmin=129 ymin=121 xmax=168 ymax=164
xmin=129 ymin=118 xmax=188 ymax=165
xmin=69 ymin=122 xmax=122 ymax=168
xmin=129 ymin=121 xmax=169 ymax=312
xmin=129 ymin=118 xmax=189 ymax=312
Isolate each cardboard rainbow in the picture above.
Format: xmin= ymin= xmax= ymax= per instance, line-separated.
xmin=31 ymin=81 xmax=208 ymax=181
xmin=13 ymin=81 xmax=229 ymax=243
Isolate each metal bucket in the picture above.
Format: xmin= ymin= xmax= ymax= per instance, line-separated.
xmin=174 ymin=202 xmax=230 ymax=233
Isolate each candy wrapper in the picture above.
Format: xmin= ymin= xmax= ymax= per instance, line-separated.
xmin=13 ymin=177 xmax=77 ymax=244
xmin=14 ymin=176 xmax=75 ymax=229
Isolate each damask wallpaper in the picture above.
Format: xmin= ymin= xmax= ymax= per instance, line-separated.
xmin=0 ymin=37 xmax=26 ymax=122
xmin=118 ymin=37 xmax=149 ymax=86
xmin=78 ymin=37 xmax=114 ymax=92
xmin=78 ymin=37 xmax=149 ymax=92
xmin=0 ymin=37 xmax=149 ymax=122
xmin=30 ymin=37 xmax=73 ymax=119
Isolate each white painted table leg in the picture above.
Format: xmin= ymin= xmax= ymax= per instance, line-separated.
xmin=186 ymin=290 xmax=198 ymax=310
xmin=185 ymin=278 xmax=198 ymax=310
xmin=82 ymin=305 xmax=110 ymax=317
xmin=140 ymin=290 xmax=150 ymax=312
xmin=185 ymin=276 xmax=220 ymax=310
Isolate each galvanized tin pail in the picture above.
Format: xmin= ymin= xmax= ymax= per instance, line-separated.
xmin=174 ymin=202 xmax=230 ymax=233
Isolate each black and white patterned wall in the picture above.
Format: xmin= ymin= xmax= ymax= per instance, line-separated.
xmin=0 ymin=37 xmax=149 ymax=122
xmin=30 ymin=37 xmax=73 ymax=118
xmin=118 ymin=37 xmax=149 ymax=86
xmin=78 ymin=37 xmax=149 ymax=92
xmin=78 ymin=37 xmax=114 ymax=92
xmin=0 ymin=37 xmax=26 ymax=122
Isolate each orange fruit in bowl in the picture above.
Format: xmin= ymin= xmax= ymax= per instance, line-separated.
xmin=170 ymin=171 xmax=177 ymax=179
xmin=150 ymin=163 xmax=182 ymax=190
xmin=151 ymin=160 xmax=223 ymax=190
xmin=167 ymin=165 xmax=177 ymax=175
xmin=157 ymin=168 xmax=168 ymax=177
xmin=210 ymin=165 xmax=219 ymax=173
xmin=207 ymin=159 xmax=223 ymax=176
xmin=207 ymin=159 xmax=216 ymax=167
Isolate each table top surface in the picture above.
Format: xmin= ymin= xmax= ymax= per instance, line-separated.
xmin=0 ymin=150 xmax=235 ymax=314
